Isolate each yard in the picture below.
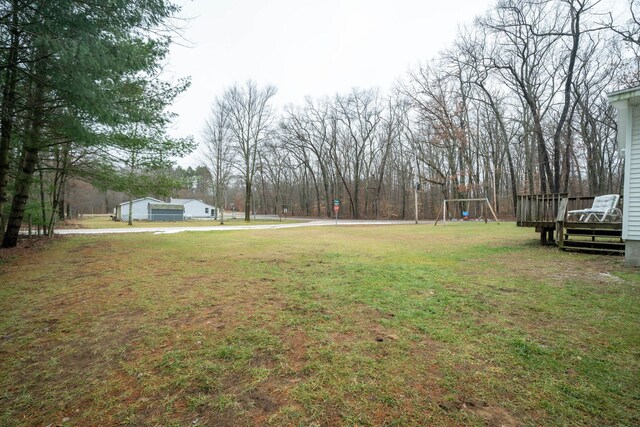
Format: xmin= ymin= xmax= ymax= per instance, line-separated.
xmin=0 ymin=223 xmax=638 ymax=426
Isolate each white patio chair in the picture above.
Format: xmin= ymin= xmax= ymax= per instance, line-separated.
xmin=567 ymin=194 xmax=621 ymax=222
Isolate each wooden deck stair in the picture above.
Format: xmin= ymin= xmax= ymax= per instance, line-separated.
xmin=558 ymin=222 xmax=625 ymax=255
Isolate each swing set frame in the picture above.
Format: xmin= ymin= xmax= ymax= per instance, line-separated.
xmin=434 ymin=197 xmax=499 ymax=226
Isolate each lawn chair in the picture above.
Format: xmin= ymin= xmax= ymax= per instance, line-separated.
xmin=566 ymin=194 xmax=621 ymax=222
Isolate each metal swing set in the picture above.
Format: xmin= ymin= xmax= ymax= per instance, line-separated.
xmin=434 ymin=197 xmax=499 ymax=226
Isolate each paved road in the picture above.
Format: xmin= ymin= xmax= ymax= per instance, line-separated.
xmin=54 ymin=219 xmax=419 ymax=235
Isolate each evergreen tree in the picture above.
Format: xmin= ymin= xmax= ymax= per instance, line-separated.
xmin=0 ymin=0 xmax=191 ymax=247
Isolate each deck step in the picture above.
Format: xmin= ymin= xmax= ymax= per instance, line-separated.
xmin=561 ymin=246 xmax=625 ymax=255
xmin=564 ymin=229 xmax=622 ymax=238
xmin=562 ymin=240 xmax=625 ymax=248
xmin=561 ymin=220 xmax=624 ymax=255
xmin=560 ymin=239 xmax=625 ymax=255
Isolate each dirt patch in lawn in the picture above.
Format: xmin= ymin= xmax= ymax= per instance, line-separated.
xmin=0 ymin=235 xmax=62 ymax=263
xmin=471 ymin=404 xmax=520 ymax=427
xmin=440 ymin=397 xmax=520 ymax=426
xmin=466 ymin=249 xmax=629 ymax=286
xmin=281 ymin=329 xmax=309 ymax=374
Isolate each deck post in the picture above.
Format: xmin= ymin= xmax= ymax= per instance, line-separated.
xmin=556 ymin=221 xmax=565 ymax=248
xmin=555 ymin=197 xmax=568 ymax=249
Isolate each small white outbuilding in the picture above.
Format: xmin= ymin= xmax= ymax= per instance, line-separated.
xmin=116 ymin=197 xmax=163 ymax=222
xmin=169 ymin=198 xmax=218 ymax=219
xmin=608 ymin=86 xmax=640 ymax=266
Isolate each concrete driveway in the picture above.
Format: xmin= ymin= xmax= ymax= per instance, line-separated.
xmin=54 ymin=219 xmax=417 ymax=235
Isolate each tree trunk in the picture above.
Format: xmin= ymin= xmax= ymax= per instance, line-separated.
xmin=505 ymin=145 xmax=518 ymax=214
xmin=244 ymin=178 xmax=251 ymax=221
xmin=2 ymin=57 xmax=46 ymax=248
xmin=533 ymin=117 xmax=552 ymax=194
xmin=2 ymin=141 xmax=41 ymax=248
xmin=37 ymin=162 xmax=47 ymax=236
xmin=552 ymin=2 xmax=581 ymax=193
xmin=46 ymin=143 xmax=70 ymax=234
xmin=128 ymin=197 xmax=133 ymax=225
xmin=0 ymin=0 xmax=20 ymax=241
xmin=58 ymin=188 xmax=65 ymax=221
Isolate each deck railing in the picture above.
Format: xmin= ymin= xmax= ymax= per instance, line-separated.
xmin=517 ymin=194 xmax=622 ymax=227
xmin=516 ymin=194 xmax=565 ymax=227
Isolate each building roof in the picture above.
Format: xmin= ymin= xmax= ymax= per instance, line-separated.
xmin=170 ymin=198 xmax=196 ymax=204
xmin=118 ymin=197 xmax=163 ymax=207
xmin=607 ymin=86 xmax=640 ymax=156
xmin=607 ymin=85 xmax=640 ymax=103
xmin=148 ymin=203 xmax=184 ymax=211
xmin=170 ymin=198 xmax=215 ymax=207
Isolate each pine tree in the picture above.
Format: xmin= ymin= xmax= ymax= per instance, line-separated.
xmin=0 ymin=0 xmax=191 ymax=247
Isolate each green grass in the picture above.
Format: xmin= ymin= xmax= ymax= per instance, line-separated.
xmin=0 ymin=223 xmax=638 ymax=426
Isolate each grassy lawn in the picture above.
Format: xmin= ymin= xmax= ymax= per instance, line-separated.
xmin=59 ymin=215 xmax=299 ymax=229
xmin=0 ymin=223 xmax=638 ymax=426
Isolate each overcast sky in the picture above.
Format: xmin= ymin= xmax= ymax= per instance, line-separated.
xmin=166 ymin=0 xmax=496 ymax=166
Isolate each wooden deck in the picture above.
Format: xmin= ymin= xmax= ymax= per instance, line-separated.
xmin=516 ymin=194 xmax=624 ymax=254
xmin=516 ymin=194 xmax=599 ymax=228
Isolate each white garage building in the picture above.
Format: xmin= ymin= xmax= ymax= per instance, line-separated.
xmin=115 ymin=197 xmax=163 ymax=222
xmin=169 ymin=198 xmax=218 ymax=219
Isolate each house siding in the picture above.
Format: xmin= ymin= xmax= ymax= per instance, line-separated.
xmin=628 ymin=106 xmax=640 ymax=240
xmin=184 ymin=201 xmax=216 ymax=218
xmin=170 ymin=198 xmax=217 ymax=218
xmin=117 ymin=197 xmax=163 ymax=221
xmin=119 ymin=202 xmax=148 ymax=221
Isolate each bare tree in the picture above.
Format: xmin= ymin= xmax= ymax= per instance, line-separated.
xmin=571 ymin=34 xmax=623 ymax=194
xmin=280 ymin=98 xmax=335 ymax=217
xmin=478 ymin=0 xmax=564 ymax=193
xmin=606 ymin=0 xmax=640 ymax=47
xmin=202 ymin=97 xmax=234 ymax=223
xmin=333 ymin=88 xmax=382 ymax=218
xmin=221 ymin=81 xmax=277 ymax=221
xmin=604 ymin=0 xmax=640 ymax=86
xmin=450 ymin=27 xmax=520 ymax=212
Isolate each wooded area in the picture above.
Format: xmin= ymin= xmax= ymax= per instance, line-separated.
xmin=1 ymin=0 xmax=639 ymax=247
xmin=201 ymin=0 xmax=639 ymax=220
